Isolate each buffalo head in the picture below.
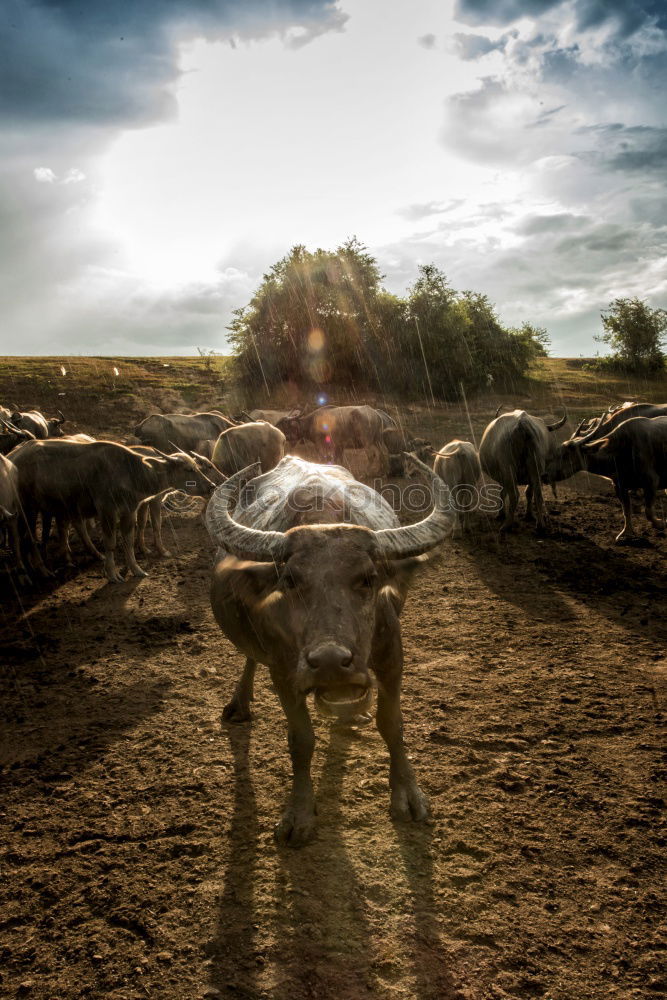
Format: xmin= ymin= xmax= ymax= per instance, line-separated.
xmin=207 ymin=458 xmax=451 ymax=721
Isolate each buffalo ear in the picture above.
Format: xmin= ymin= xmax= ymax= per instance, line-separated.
xmin=583 ymin=438 xmax=609 ymax=454
xmin=221 ymin=558 xmax=281 ymax=603
xmin=380 ymin=553 xmax=429 ymax=588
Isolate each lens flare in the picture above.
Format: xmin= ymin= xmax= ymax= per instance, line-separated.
xmin=308 ymin=328 xmax=325 ymax=352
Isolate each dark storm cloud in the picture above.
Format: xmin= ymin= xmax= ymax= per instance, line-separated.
xmin=0 ymin=0 xmax=346 ymax=126
xmin=455 ymin=1 xmax=667 ymax=37
xmin=577 ymin=123 xmax=667 ymax=173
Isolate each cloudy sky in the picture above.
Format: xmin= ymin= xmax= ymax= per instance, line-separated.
xmin=1 ymin=0 xmax=666 ymax=356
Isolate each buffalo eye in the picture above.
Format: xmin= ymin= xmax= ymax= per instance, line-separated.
xmin=354 ymin=571 xmax=378 ymax=591
xmin=280 ymin=571 xmax=302 ymax=592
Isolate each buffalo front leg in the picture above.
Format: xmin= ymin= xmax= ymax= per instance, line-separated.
xmin=271 ymin=668 xmax=316 ymax=847
xmin=222 ymin=657 xmax=257 ymax=722
xmin=136 ymin=502 xmax=150 ymax=555
xmin=614 ymin=484 xmax=635 ymax=543
xmin=374 ymin=631 xmax=430 ymax=823
xmin=148 ymin=496 xmax=169 ymax=556
xmin=99 ymin=511 xmax=124 ymax=583
xmin=119 ymin=510 xmax=148 ymax=578
xmin=7 ymin=516 xmax=30 ymax=583
xmin=55 ymin=516 xmax=74 ymax=566
xmin=75 ymin=518 xmax=103 ymax=560
xmin=643 ymin=478 xmax=665 ymax=533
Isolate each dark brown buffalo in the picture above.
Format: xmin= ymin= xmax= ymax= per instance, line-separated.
xmin=382 ymin=427 xmax=432 ymax=476
xmin=13 ymin=439 xmax=216 ymax=582
xmin=131 ymin=445 xmax=224 ymax=557
xmin=277 ymin=404 xmax=389 ymax=474
xmin=479 ymin=409 xmax=567 ymax=532
xmin=1 ymin=420 xmax=35 ymax=454
xmin=0 ymin=453 xmax=28 ymax=582
xmin=207 ymin=454 xmax=452 ymax=846
xmin=546 ymin=416 xmax=667 ymax=542
xmin=567 ymin=402 xmax=667 ymax=444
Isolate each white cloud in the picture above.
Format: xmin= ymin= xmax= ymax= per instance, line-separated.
xmin=33 ymin=166 xmax=56 ymax=183
xmin=63 ymin=168 xmax=86 ymax=184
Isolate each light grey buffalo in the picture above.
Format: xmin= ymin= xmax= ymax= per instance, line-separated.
xmin=211 ymin=421 xmax=286 ymax=476
xmin=479 ymin=409 xmax=566 ymax=532
xmin=10 ymin=408 xmax=65 ymax=438
xmin=433 ymin=440 xmax=482 ymax=533
xmin=134 ymin=411 xmax=235 ymax=453
xmin=545 ymin=416 xmax=667 ymax=542
xmin=206 ymin=454 xmax=452 ymax=846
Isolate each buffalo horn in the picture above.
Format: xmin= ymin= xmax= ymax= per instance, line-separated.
xmin=546 ymin=410 xmax=567 ymax=431
xmin=206 ymin=463 xmax=288 ymax=561
xmin=372 ymin=453 xmax=453 ymax=559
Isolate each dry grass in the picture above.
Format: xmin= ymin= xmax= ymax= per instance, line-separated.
xmin=0 ymin=355 xmax=665 ymax=440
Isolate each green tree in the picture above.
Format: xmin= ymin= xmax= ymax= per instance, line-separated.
xmin=228 ymin=239 xmax=383 ymax=390
xmin=382 ymin=265 xmax=548 ymax=398
xmin=229 ymin=248 xmax=549 ymax=398
xmin=597 ymin=297 xmax=666 ymax=373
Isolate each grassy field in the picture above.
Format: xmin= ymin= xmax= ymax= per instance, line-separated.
xmin=1 ymin=355 xmax=666 ymax=439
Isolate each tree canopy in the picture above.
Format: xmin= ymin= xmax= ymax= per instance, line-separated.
xmin=229 ymin=241 xmax=549 ymax=398
xmin=596 ymin=297 xmax=666 ymax=373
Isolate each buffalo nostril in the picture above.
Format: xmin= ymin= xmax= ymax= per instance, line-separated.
xmin=306 ymin=644 xmax=354 ymax=671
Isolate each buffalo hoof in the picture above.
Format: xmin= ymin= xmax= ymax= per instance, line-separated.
xmin=615 ymin=534 xmax=650 ymax=547
xmin=221 ymin=699 xmax=252 ymax=723
xmin=274 ymin=806 xmax=316 ymax=848
xmin=390 ymin=783 xmax=430 ymax=823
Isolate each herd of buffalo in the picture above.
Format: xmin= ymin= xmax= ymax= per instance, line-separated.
xmin=2 ymin=396 xmax=666 ymax=844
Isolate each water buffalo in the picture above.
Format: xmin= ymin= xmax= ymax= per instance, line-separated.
xmin=277 ymin=405 xmax=389 ymax=475
xmin=11 ymin=408 xmax=65 ymax=438
xmin=131 ymin=445 xmax=224 ymax=558
xmin=134 ymin=412 xmax=235 ymax=453
xmin=479 ymin=409 xmax=567 ymax=532
xmin=248 ymin=408 xmax=301 ymax=426
xmin=1 ymin=420 xmax=35 ymax=454
xmin=13 ymin=439 xmax=216 ymax=581
xmin=0 ymin=453 xmax=28 ymax=582
xmin=206 ymin=454 xmax=452 ymax=846
xmin=547 ymin=416 xmax=667 ymax=542
xmin=212 ymin=421 xmax=286 ymax=476
xmin=433 ymin=440 xmax=482 ymax=533
xmin=566 ymin=402 xmax=667 ymax=445
xmin=382 ymin=427 xmax=432 ymax=477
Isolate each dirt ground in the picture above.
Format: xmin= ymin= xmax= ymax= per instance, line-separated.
xmin=1 ymin=411 xmax=666 ymax=1000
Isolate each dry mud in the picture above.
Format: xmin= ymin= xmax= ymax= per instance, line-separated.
xmin=1 ymin=461 xmax=666 ymax=1000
